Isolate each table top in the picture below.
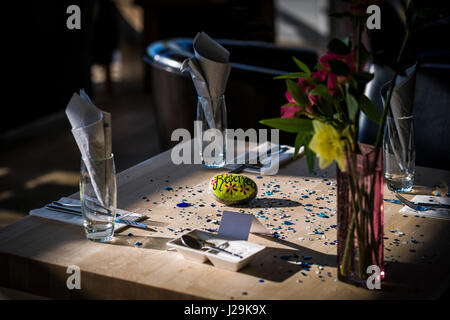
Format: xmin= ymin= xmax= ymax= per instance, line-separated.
xmin=1 ymin=147 xmax=449 ymax=299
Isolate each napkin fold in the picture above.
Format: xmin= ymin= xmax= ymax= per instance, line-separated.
xmin=29 ymin=197 xmax=146 ymax=232
xmin=382 ymin=64 xmax=416 ymax=170
xmin=181 ymin=32 xmax=231 ymax=129
xmin=65 ymin=90 xmax=112 ymax=206
xmin=399 ymin=195 xmax=450 ymax=220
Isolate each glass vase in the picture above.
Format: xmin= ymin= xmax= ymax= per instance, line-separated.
xmin=383 ymin=115 xmax=415 ymax=193
xmin=337 ymin=144 xmax=384 ymax=287
xmin=196 ymin=95 xmax=227 ymax=168
xmin=80 ymin=154 xmax=117 ymax=242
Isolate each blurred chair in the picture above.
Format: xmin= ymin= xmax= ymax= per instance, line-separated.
xmin=145 ymin=38 xmax=317 ymax=149
xmin=136 ymin=0 xmax=276 ymax=91
xmin=360 ymin=62 xmax=450 ymax=171
xmin=359 ymin=3 xmax=450 ymax=170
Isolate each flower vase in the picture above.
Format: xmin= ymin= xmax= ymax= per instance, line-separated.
xmin=337 ymin=143 xmax=384 ymax=287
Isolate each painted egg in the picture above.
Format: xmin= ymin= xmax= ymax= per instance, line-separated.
xmin=210 ymin=173 xmax=257 ymax=205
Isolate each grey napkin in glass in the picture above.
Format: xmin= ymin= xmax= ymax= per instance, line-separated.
xmin=181 ymin=32 xmax=231 ymax=129
xmin=65 ymin=90 xmax=112 ymax=206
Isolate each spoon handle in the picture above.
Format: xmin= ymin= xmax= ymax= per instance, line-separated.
xmin=206 ymin=246 xmax=243 ymax=259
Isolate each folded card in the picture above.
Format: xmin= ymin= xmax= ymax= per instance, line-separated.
xmin=218 ymin=211 xmax=270 ymax=240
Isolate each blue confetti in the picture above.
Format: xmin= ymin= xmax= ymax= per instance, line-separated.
xmin=177 ymin=202 xmax=191 ymax=207
xmin=164 ymin=186 xmax=173 ymax=191
xmin=384 ymin=199 xmax=402 ymax=204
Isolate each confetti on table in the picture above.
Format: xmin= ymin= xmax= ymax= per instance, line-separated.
xmin=177 ymin=202 xmax=192 ymax=208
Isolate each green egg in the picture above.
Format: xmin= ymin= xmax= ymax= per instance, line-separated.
xmin=210 ymin=173 xmax=258 ymax=205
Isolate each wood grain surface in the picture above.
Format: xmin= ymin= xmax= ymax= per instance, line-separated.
xmin=0 ymin=146 xmax=449 ymax=299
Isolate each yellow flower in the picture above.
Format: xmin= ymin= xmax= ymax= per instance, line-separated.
xmin=308 ymin=120 xmax=347 ymax=171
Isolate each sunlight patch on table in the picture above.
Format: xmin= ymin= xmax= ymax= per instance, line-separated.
xmin=24 ymin=171 xmax=79 ymax=189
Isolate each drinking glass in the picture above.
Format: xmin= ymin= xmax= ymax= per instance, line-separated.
xmin=383 ymin=116 xmax=415 ymax=192
xmin=196 ymin=95 xmax=227 ymax=168
xmin=80 ymin=154 xmax=117 ymax=242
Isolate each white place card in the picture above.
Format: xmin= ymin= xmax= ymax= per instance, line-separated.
xmin=218 ymin=211 xmax=270 ymax=240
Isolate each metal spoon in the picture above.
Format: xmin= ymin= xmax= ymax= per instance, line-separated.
xmin=180 ymin=235 xmax=243 ymax=259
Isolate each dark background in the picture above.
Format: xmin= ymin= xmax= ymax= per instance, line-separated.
xmin=0 ymin=0 xmax=449 ymax=227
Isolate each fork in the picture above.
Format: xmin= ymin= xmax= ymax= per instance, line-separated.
xmin=395 ymin=194 xmax=431 ymax=211
xmin=395 ymin=193 xmax=450 ymax=211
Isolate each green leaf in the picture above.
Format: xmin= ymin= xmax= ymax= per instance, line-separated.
xmin=304 ymin=144 xmax=316 ymax=174
xmin=353 ymin=71 xmax=374 ymax=84
xmin=309 ymin=84 xmax=330 ymax=97
xmin=328 ymin=60 xmax=350 ymax=76
xmin=346 ymin=91 xmax=359 ymax=122
xmin=293 ymin=130 xmax=315 ymax=173
xmin=294 ymin=132 xmax=305 ymax=159
xmin=259 ymin=117 xmax=313 ymax=133
xmin=319 ymin=99 xmax=334 ymax=117
xmin=274 ymin=72 xmax=308 ymax=80
xmin=327 ymin=38 xmax=350 ymax=55
xmin=360 ymin=94 xmax=380 ymax=124
xmin=292 ymin=56 xmax=311 ymax=75
xmin=286 ymin=79 xmax=309 ymax=106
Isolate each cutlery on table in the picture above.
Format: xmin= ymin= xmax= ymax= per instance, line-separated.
xmin=45 ymin=204 xmax=155 ymax=231
xmin=180 ymin=235 xmax=243 ymax=259
xmin=395 ymin=193 xmax=450 ymax=211
xmin=229 ymin=146 xmax=289 ymax=174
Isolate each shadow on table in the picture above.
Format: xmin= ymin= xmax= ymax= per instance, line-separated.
xmin=230 ymin=198 xmax=301 ymax=209
xmin=240 ymin=234 xmax=337 ymax=283
xmin=110 ymin=234 xmax=174 ymax=250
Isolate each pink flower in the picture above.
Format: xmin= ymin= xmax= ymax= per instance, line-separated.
xmin=285 ymin=89 xmax=295 ymax=104
xmin=281 ymin=105 xmax=301 ymax=118
xmin=327 ymin=73 xmax=338 ymax=95
xmin=317 ymin=51 xmax=359 ymax=95
xmin=311 ymin=69 xmax=327 ymax=82
xmin=282 ymin=76 xmax=319 ymax=116
xmin=319 ymin=51 xmax=356 ymax=73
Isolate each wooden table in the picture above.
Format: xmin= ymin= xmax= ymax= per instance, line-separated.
xmin=0 ymin=147 xmax=449 ymax=299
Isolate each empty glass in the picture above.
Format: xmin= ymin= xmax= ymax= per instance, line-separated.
xmin=80 ymin=154 xmax=117 ymax=242
xmin=196 ymin=95 xmax=227 ymax=168
xmin=383 ymin=116 xmax=415 ymax=192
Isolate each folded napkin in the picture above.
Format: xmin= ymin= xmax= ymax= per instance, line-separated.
xmin=399 ymin=195 xmax=450 ymax=220
xmin=181 ymin=32 xmax=231 ymax=129
xmin=224 ymin=143 xmax=300 ymax=175
xmin=29 ymin=197 xmax=146 ymax=232
xmin=65 ymin=89 xmax=112 ymax=207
